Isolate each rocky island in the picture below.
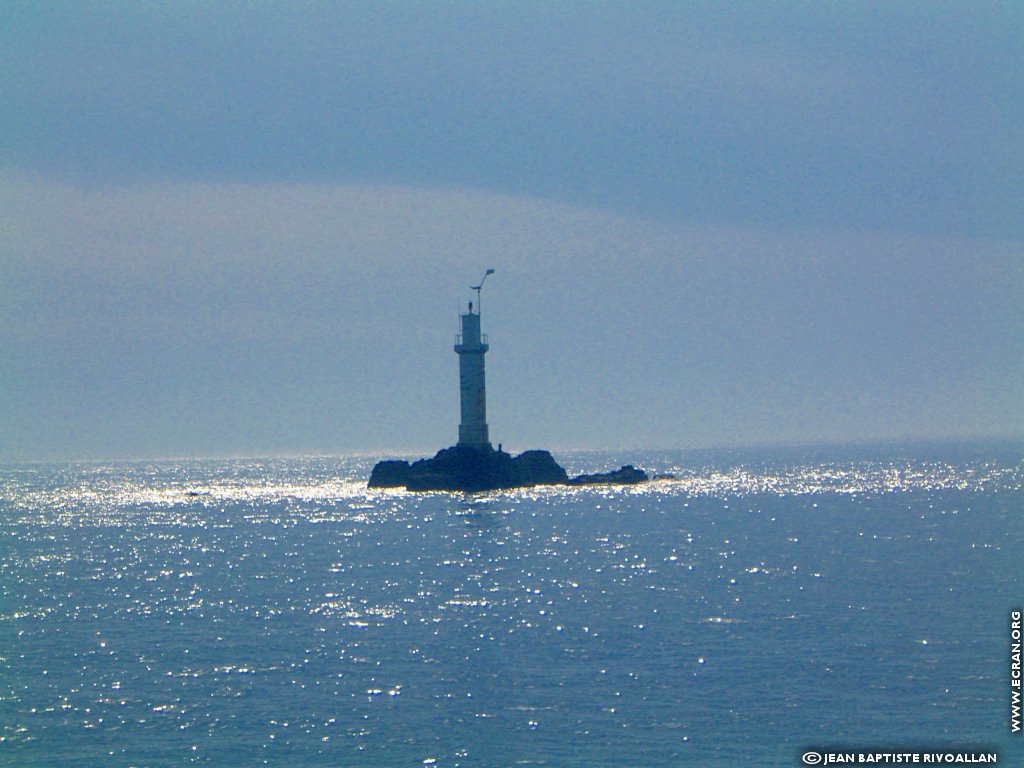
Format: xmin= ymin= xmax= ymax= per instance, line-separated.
xmin=369 ymin=444 xmax=647 ymax=492
xmin=368 ymin=271 xmax=648 ymax=493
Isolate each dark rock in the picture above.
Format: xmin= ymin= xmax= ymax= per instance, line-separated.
xmin=568 ymin=464 xmax=649 ymax=486
xmin=369 ymin=448 xmax=647 ymax=492
xmin=367 ymin=459 xmax=412 ymax=488
xmin=405 ymin=446 xmax=517 ymax=492
xmin=369 ymin=445 xmax=568 ymax=492
xmin=511 ymin=450 xmax=569 ymax=486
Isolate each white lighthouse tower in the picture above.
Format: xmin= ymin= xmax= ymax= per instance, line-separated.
xmin=454 ymin=269 xmax=494 ymax=450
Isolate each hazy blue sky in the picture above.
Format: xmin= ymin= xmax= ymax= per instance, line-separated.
xmin=2 ymin=2 xmax=1021 ymax=461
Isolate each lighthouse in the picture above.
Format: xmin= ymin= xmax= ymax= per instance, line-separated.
xmin=367 ymin=268 xmax=648 ymax=491
xmin=454 ymin=269 xmax=494 ymax=450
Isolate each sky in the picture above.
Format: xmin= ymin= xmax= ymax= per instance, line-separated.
xmin=2 ymin=1 xmax=1021 ymax=461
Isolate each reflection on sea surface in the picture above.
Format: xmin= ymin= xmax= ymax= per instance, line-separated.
xmin=1 ymin=444 xmax=1021 ymax=766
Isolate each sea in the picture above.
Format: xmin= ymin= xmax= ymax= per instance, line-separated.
xmin=1 ymin=440 xmax=1021 ymax=767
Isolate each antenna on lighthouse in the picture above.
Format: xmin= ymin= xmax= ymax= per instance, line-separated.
xmin=470 ymin=268 xmax=495 ymax=314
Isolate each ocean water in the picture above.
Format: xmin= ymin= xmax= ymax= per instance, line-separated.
xmin=1 ymin=442 xmax=1021 ymax=767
